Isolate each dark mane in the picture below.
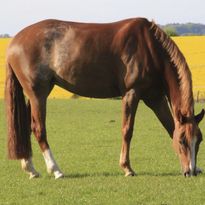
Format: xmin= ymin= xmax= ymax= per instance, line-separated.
xmin=150 ymin=21 xmax=194 ymax=113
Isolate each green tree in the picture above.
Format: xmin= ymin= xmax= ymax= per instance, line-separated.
xmin=164 ymin=27 xmax=179 ymax=36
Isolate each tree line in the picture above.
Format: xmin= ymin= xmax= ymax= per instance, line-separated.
xmin=161 ymin=23 xmax=205 ymax=36
xmin=0 ymin=34 xmax=10 ymax=38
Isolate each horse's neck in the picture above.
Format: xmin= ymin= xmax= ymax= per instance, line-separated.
xmin=164 ymin=63 xmax=194 ymax=119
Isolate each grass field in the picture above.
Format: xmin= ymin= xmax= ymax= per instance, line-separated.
xmin=1 ymin=99 xmax=205 ymax=205
xmin=0 ymin=36 xmax=205 ymax=99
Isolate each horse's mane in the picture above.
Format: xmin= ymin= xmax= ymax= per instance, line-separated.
xmin=150 ymin=21 xmax=194 ymax=114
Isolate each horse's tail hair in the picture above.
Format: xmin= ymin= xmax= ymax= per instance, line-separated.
xmin=5 ymin=62 xmax=32 ymax=159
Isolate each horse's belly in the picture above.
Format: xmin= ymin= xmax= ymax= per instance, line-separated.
xmin=55 ymin=73 xmax=120 ymax=98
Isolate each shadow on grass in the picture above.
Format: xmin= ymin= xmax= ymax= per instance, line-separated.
xmin=62 ymin=171 xmax=185 ymax=179
xmin=137 ymin=171 xmax=182 ymax=177
xmin=44 ymin=171 xmax=205 ymax=179
xmin=63 ymin=171 xmax=123 ymax=179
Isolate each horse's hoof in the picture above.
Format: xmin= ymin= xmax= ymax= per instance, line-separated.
xmin=125 ymin=171 xmax=136 ymax=177
xmin=29 ymin=172 xmax=40 ymax=179
xmin=47 ymin=166 xmax=64 ymax=179
xmin=54 ymin=171 xmax=64 ymax=179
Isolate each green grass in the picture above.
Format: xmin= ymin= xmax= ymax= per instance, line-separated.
xmin=0 ymin=99 xmax=205 ymax=205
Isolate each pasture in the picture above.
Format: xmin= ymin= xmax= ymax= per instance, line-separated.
xmin=0 ymin=99 xmax=205 ymax=205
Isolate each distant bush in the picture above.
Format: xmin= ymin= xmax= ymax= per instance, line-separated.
xmin=162 ymin=23 xmax=205 ymax=36
xmin=0 ymin=34 xmax=10 ymax=38
xmin=163 ymin=27 xmax=179 ymax=36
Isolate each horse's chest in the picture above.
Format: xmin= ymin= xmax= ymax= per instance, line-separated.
xmin=137 ymin=73 xmax=163 ymax=93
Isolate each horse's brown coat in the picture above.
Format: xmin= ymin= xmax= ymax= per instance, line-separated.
xmin=5 ymin=18 xmax=204 ymax=177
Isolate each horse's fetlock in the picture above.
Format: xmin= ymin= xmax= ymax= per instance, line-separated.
xmin=47 ymin=164 xmax=56 ymax=174
xmin=119 ymin=160 xmax=129 ymax=169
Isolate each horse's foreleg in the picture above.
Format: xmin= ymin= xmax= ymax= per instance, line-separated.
xmin=120 ymin=89 xmax=139 ymax=176
xmin=30 ymin=97 xmax=64 ymax=179
xmin=143 ymin=96 xmax=174 ymax=137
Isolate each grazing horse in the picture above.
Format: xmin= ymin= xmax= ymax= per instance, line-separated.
xmin=5 ymin=18 xmax=204 ymax=179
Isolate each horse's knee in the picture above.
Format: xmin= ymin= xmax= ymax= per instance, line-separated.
xmin=119 ymin=159 xmax=130 ymax=169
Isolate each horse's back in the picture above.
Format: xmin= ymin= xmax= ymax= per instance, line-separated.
xmin=6 ymin=18 xmax=153 ymax=98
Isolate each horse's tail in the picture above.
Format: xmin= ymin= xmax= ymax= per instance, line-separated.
xmin=5 ymin=62 xmax=32 ymax=159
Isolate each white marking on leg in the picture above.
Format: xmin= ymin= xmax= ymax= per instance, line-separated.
xmin=189 ymin=137 xmax=197 ymax=175
xmin=21 ymin=158 xmax=40 ymax=179
xmin=43 ymin=149 xmax=64 ymax=179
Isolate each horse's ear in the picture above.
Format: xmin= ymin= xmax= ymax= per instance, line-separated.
xmin=177 ymin=110 xmax=187 ymax=124
xmin=195 ymin=109 xmax=205 ymax=124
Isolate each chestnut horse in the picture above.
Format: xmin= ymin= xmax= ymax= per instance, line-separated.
xmin=5 ymin=18 xmax=204 ymax=179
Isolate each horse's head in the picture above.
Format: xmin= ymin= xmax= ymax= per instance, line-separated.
xmin=173 ymin=109 xmax=204 ymax=177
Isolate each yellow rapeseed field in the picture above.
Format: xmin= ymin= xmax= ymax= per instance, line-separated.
xmin=0 ymin=36 xmax=205 ymax=99
xmin=173 ymin=36 xmax=205 ymax=99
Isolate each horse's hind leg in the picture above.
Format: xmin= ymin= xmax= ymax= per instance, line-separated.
xmin=29 ymin=96 xmax=64 ymax=179
xmin=20 ymin=102 xmax=40 ymax=179
xmin=120 ymin=89 xmax=139 ymax=176
xmin=21 ymin=157 xmax=40 ymax=179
